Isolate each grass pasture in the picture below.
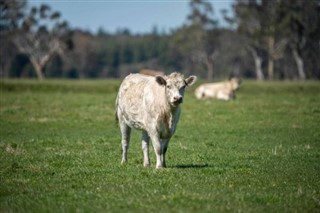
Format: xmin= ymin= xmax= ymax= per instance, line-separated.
xmin=0 ymin=79 xmax=320 ymax=212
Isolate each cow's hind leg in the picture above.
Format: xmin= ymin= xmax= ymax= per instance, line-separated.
xmin=141 ymin=131 xmax=150 ymax=167
xmin=120 ymin=122 xmax=131 ymax=164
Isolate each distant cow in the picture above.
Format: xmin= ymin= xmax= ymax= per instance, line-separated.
xmin=139 ymin=69 xmax=165 ymax=76
xmin=115 ymin=72 xmax=197 ymax=168
xmin=194 ymin=78 xmax=241 ymax=100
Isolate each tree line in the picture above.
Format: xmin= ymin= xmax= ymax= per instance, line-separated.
xmin=1 ymin=0 xmax=319 ymax=80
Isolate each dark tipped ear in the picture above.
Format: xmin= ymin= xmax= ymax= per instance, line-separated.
xmin=185 ymin=75 xmax=197 ymax=86
xmin=155 ymin=76 xmax=166 ymax=86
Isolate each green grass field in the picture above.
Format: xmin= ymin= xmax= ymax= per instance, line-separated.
xmin=1 ymin=79 xmax=319 ymax=212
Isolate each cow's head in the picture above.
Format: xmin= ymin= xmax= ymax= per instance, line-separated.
xmin=156 ymin=72 xmax=197 ymax=107
xmin=229 ymin=77 xmax=241 ymax=91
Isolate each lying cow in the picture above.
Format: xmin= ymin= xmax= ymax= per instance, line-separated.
xmin=115 ymin=72 xmax=197 ymax=168
xmin=194 ymin=78 xmax=241 ymax=100
xmin=139 ymin=69 xmax=165 ymax=76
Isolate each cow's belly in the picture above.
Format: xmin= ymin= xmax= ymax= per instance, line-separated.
xmin=122 ymin=112 xmax=145 ymax=130
xmin=204 ymin=89 xmax=217 ymax=98
xmin=217 ymin=90 xmax=230 ymax=100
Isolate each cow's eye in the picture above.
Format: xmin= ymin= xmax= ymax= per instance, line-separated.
xmin=166 ymin=85 xmax=171 ymax=89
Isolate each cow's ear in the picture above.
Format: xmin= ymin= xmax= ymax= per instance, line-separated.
xmin=155 ymin=76 xmax=167 ymax=86
xmin=185 ymin=75 xmax=197 ymax=86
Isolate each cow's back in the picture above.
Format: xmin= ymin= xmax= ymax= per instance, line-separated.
xmin=195 ymin=83 xmax=221 ymax=99
xmin=195 ymin=81 xmax=233 ymax=99
xmin=117 ymin=73 xmax=168 ymax=130
xmin=118 ymin=74 xmax=150 ymax=103
xmin=116 ymin=74 xmax=149 ymax=129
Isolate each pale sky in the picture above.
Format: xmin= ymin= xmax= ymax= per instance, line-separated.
xmin=29 ymin=0 xmax=235 ymax=34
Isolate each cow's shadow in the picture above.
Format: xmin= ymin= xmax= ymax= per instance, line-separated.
xmin=171 ymin=163 xmax=209 ymax=169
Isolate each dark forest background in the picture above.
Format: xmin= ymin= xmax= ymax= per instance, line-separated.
xmin=1 ymin=0 xmax=319 ymax=80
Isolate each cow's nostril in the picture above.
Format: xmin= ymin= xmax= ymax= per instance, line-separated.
xmin=174 ymin=96 xmax=183 ymax=103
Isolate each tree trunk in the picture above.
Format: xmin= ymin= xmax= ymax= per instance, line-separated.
xmin=30 ymin=58 xmax=45 ymax=80
xmin=205 ymin=58 xmax=214 ymax=80
xmin=249 ymin=48 xmax=264 ymax=80
xmin=267 ymin=36 xmax=275 ymax=80
xmin=268 ymin=58 xmax=274 ymax=80
xmin=292 ymin=49 xmax=306 ymax=80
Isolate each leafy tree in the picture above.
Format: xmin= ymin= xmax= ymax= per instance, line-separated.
xmin=234 ymin=0 xmax=289 ymax=80
xmin=64 ymin=30 xmax=93 ymax=78
xmin=173 ymin=0 xmax=219 ymax=79
xmin=188 ymin=0 xmax=219 ymax=79
xmin=233 ymin=0 xmax=320 ymax=80
xmin=234 ymin=0 xmax=266 ymax=80
xmin=0 ymin=0 xmax=26 ymax=32
xmin=12 ymin=3 xmax=69 ymax=80
xmin=0 ymin=0 xmax=26 ymax=77
xmin=279 ymin=0 xmax=320 ymax=80
xmin=2 ymin=0 xmax=319 ymax=80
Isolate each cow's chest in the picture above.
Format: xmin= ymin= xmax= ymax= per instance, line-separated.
xmin=157 ymin=111 xmax=179 ymax=139
xmin=158 ymin=123 xmax=174 ymax=139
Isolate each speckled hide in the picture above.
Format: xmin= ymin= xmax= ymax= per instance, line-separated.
xmin=116 ymin=72 xmax=197 ymax=168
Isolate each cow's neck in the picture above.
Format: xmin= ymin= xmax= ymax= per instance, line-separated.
xmin=162 ymin=103 xmax=180 ymax=130
xmin=170 ymin=105 xmax=180 ymax=116
xmin=171 ymin=106 xmax=181 ymax=127
xmin=156 ymin=92 xmax=181 ymax=137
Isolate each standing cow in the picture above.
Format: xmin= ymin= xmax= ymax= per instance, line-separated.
xmin=115 ymin=72 xmax=197 ymax=168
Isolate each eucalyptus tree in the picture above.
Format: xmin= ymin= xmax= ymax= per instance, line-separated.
xmin=0 ymin=0 xmax=26 ymax=77
xmin=234 ymin=0 xmax=288 ymax=80
xmin=279 ymin=0 xmax=320 ymax=80
xmin=172 ymin=0 xmax=219 ymax=79
xmin=13 ymin=4 xmax=69 ymax=80
xmin=233 ymin=0 xmax=265 ymax=80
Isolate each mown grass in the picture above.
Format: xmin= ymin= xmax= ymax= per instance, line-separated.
xmin=0 ymin=79 xmax=319 ymax=213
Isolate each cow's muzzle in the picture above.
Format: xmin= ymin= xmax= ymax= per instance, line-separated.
xmin=173 ymin=96 xmax=183 ymax=105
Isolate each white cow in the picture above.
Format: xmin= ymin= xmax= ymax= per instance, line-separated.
xmin=115 ymin=72 xmax=197 ymax=168
xmin=194 ymin=78 xmax=241 ymax=100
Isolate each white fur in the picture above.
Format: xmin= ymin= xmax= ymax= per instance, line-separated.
xmin=194 ymin=78 xmax=241 ymax=101
xmin=116 ymin=72 xmax=197 ymax=168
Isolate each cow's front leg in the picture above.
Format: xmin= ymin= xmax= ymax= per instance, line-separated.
xmin=162 ymin=139 xmax=170 ymax=168
xmin=141 ymin=131 xmax=150 ymax=167
xmin=150 ymin=134 xmax=164 ymax=168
